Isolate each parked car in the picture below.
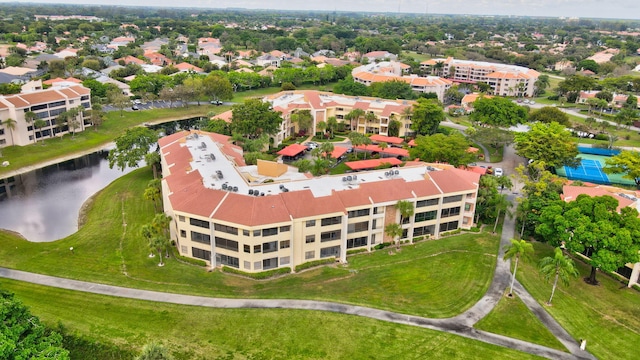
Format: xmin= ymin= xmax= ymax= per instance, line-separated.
xmin=306 ymin=142 xmax=318 ymax=150
xmin=494 ymin=167 xmax=504 ymax=176
xmin=131 ymin=105 xmax=140 ymax=111
xmin=133 ymin=99 xmax=142 ymax=105
xmin=211 ymin=100 xmax=223 ymax=106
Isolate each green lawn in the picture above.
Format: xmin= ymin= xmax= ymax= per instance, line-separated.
xmin=0 ymin=279 xmax=543 ymax=360
xmin=404 ymin=51 xmax=432 ymax=62
xmin=0 ymin=105 xmax=214 ymax=177
xmin=0 ymin=167 xmax=498 ymax=318
xmin=517 ymin=242 xmax=640 ymax=360
xmin=474 ymin=292 xmax=568 ymax=352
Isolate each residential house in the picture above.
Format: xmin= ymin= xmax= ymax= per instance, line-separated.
xmin=362 ymin=51 xmax=398 ymax=62
xmin=256 ymin=54 xmax=281 ymax=68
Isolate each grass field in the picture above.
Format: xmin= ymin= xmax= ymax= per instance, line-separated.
xmin=517 ymin=242 xmax=640 ymax=360
xmin=0 ymin=279 xmax=543 ymax=360
xmin=474 ymin=292 xmax=567 ymax=352
xmin=0 ymin=167 xmax=498 ymax=318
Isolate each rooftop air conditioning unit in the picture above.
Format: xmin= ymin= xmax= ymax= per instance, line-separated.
xmin=233 ymin=186 xmax=238 ymax=192
xmin=249 ymin=189 xmax=254 ymax=195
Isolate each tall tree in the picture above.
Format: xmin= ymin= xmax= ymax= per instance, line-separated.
xmin=1 ymin=118 xmax=16 ymax=145
xmin=469 ymin=97 xmax=528 ymax=126
xmin=384 ymin=222 xmax=403 ymax=249
xmin=33 ymin=119 xmax=46 ymax=143
xmin=0 ymin=290 xmax=70 ymax=359
xmin=503 ymin=239 xmax=534 ymax=296
xmin=527 ymin=106 xmax=570 ymax=126
xmin=203 ymin=73 xmax=233 ymax=101
xmin=108 ymin=89 xmax=131 ymax=117
xmin=491 ymin=193 xmax=513 ymax=233
xmin=409 ymin=133 xmax=477 ymax=167
xmin=395 ymin=200 xmax=415 ymax=225
xmin=230 ymin=99 xmax=282 ymax=139
xmin=290 ymin=109 xmax=314 ymax=134
xmin=108 ymin=127 xmax=159 ymax=171
xmin=24 ymin=111 xmax=37 ymax=144
xmin=538 ymin=247 xmax=580 ymax=305
xmin=144 ymin=179 xmax=162 ymax=212
xmin=536 ymin=194 xmax=640 ymax=285
xmin=514 ymin=122 xmax=579 ymax=168
xmin=145 ymin=152 xmax=161 ymax=179
xmin=604 ymin=150 xmax=640 ymax=186
xmin=410 ymin=98 xmax=445 ymax=136
xmin=345 ymin=108 xmax=365 ymax=132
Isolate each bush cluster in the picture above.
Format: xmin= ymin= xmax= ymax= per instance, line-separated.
xmin=222 ymin=266 xmax=291 ymax=279
xmin=294 ymin=258 xmax=335 ymax=272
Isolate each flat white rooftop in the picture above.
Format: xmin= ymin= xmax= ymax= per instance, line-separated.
xmin=185 ymin=133 xmax=439 ymax=198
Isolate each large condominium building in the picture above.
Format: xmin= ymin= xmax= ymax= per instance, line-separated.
xmin=420 ymin=57 xmax=540 ymax=97
xmin=0 ymin=85 xmax=92 ymax=147
xmin=264 ymin=90 xmax=417 ymax=146
xmin=160 ymin=130 xmax=481 ymax=272
xmin=351 ymin=61 xmax=452 ymax=101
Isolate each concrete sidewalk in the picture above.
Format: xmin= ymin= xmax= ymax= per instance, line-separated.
xmin=0 ymin=267 xmax=591 ymax=360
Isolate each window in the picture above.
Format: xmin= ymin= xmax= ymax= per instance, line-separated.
xmin=214 ymin=223 xmax=238 ymax=235
xmin=321 ymin=216 xmax=342 ymax=226
xmin=279 ymin=225 xmax=290 ymax=232
xmin=305 ymin=235 xmax=315 ymax=243
xmin=347 ymin=221 xmax=369 ymax=233
xmin=190 ymin=218 xmax=210 ymax=229
xmin=373 ymin=207 xmax=379 ymax=215
xmin=347 ymin=236 xmax=368 ymax=249
xmin=320 ymin=230 xmax=341 ymax=242
xmin=440 ymin=221 xmax=459 ymax=232
xmin=254 ymin=245 xmax=261 ymax=253
xmin=441 ymin=207 xmax=461 ymax=218
xmin=262 ymin=227 xmax=278 ymax=237
xmin=243 ymin=229 xmax=250 ymax=236
xmin=81 ymin=95 xmax=90 ymax=101
xmin=254 ymin=261 xmax=262 ymax=270
xmin=178 ymin=216 xmax=185 ymax=222
xmin=413 ymin=225 xmax=435 ymax=236
xmin=415 ymin=210 xmax=437 ymax=223
xmin=348 ymin=209 xmax=370 ymax=218
xmin=263 ymin=241 xmax=278 ymax=253
xmin=305 ymin=251 xmax=315 ymax=260
xmin=320 ymin=245 xmax=340 ymax=258
xmin=215 ymin=237 xmax=239 ymax=252
xmin=280 ymin=256 xmax=290 ymax=265
xmin=306 ymin=220 xmax=316 ymax=227
xmin=30 ymin=104 xmax=47 ymax=111
xmin=180 ymin=230 xmax=186 ymax=238
xmin=402 ymin=229 xmax=408 ymax=239
xmin=192 ymin=247 xmax=211 ymax=261
xmin=191 ymin=231 xmax=211 ymax=245
xmin=443 ymin=195 xmax=463 ymax=204
xmin=280 ymin=240 xmax=290 ymax=249
xmin=181 ymin=245 xmax=187 ymax=254
xmin=263 ymin=257 xmax=278 ymax=270
xmin=0 ymin=139 xmax=5 ymax=145
xmin=217 ymin=254 xmax=239 ymax=268
xmin=253 ymin=230 xmax=261 ymax=237
xmin=244 ymin=261 xmax=251 ymax=270
xmin=416 ymin=199 xmax=439 ymax=207
xmin=244 ymin=244 xmax=251 ymax=253
xmin=465 ymin=203 xmax=472 ymax=211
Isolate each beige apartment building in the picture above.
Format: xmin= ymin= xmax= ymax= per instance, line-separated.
xmin=420 ymin=57 xmax=540 ymax=97
xmin=160 ymin=130 xmax=481 ymax=272
xmin=351 ymin=61 xmax=452 ymax=101
xmin=264 ymin=90 xmax=418 ymax=146
xmin=0 ymin=85 xmax=91 ymax=147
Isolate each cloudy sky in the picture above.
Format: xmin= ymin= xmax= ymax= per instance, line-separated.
xmin=3 ymin=0 xmax=639 ymax=20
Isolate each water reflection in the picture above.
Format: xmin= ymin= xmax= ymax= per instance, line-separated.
xmin=0 ymin=150 xmax=138 ymax=242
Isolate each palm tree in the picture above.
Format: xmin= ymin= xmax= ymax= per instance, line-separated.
xmin=491 ymin=193 xmax=513 ymax=234
xmin=378 ymin=141 xmax=388 ymax=154
xmin=33 ymin=119 xmax=47 ymax=144
xmin=345 ymin=109 xmax=365 ymax=132
xmin=140 ymin=224 xmax=156 ymax=258
xmin=384 ymin=222 xmax=403 ymax=249
xmin=145 ymin=152 xmax=161 ymax=179
xmin=24 ymin=111 xmax=37 ymax=144
xmin=144 ymin=179 xmax=162 ymax=211
xmin=361 ymin=136 xmax=372 ymax=159
xmin=136 ymin=342 xmax=173 ymax=360
xmin=1 ymin=118 xmax=16 ymax=145
xmin=319 ymin=141 xmax=334 ymax=160
xmin=326 ymin=116 xmax=338 ymax=138
xmin=152 ymin=213 xmax=172 ymax=258
xmin=316 ymin=120 xmax=327 ymax=138
xmin=503 ymin=239 xmax=534 ymax=296
xmin=538 ymin=247 xmax=580 ymax=305
xmin=395 ymin=200 xmax=414 ymax=225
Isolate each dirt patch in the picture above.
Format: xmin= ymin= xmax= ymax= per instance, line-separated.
xmin=77 ymin=192 xmax=98 ymax=228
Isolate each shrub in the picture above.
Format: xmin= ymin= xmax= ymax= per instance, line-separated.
xmin=295 ymin=258 xmax=335 ymax=272
xmin=594 ymin=133 xmax=608 ymax=141
xmin=222 ymin=266 xmax=291 ymax=279
xmin=281 ymin=82 xmax=296 ymax=91
xmin=373 ymin=242 xmax=392 ymax=250
xmin=440 ymin=229 xmax=462 ymax=237
xmin=171 ymin=247 xmax=207 ymax=267
xmin=468 ymin=226 xmax=481 ymax=233
xmin=412 ymin=236 xmax=425 ymax=243
xmin=547 ymin=95 xmax=559 ymax=101
xmin=633 ymin=284 xmax=640 ymax=292
xmin=347 ymin=248 xmax=368 ymax=255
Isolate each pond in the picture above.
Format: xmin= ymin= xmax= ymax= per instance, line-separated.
xmin=0 ymin=150 xmax=139 ymax=242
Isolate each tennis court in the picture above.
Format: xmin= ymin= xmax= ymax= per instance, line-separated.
xmin=556 ymin=153 xmax=636 ymax=186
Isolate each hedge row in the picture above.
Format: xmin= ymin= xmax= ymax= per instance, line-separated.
xmin=294 ymin=258 xmax=335 ymax=272
xmin=221 ymin=266 xmax=291 ymax=279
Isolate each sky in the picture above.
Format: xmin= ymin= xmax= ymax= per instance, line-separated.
xmin=2 ymin=0 xmax=640 ymax=20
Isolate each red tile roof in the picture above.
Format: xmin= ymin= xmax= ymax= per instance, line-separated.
xmin=369 ymin=134 xmax=404 ymax=145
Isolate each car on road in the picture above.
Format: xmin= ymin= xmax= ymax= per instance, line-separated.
xmin=306 ymin=142 xmax=318 ymax=150
xmin=494 ymin=167 xmax=504 ymax=176
xmin=133 ymin=99 xmax=142 ymax=105
xmin=211 ymin=100 xmax=223 ymax=106
xmin=131 ymin=105 xmax=140 ymax=111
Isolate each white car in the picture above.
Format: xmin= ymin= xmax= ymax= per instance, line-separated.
xmin=306 ymin=142 xmax=318 ymax=150
xmin=494 ymin=168 xmax=504 ymax=176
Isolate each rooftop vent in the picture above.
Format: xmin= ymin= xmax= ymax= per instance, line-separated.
xmin=233 ymin=186 xmax=238 ymax=192
xmin=249 ymin=189 xmax=254 ymax=195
